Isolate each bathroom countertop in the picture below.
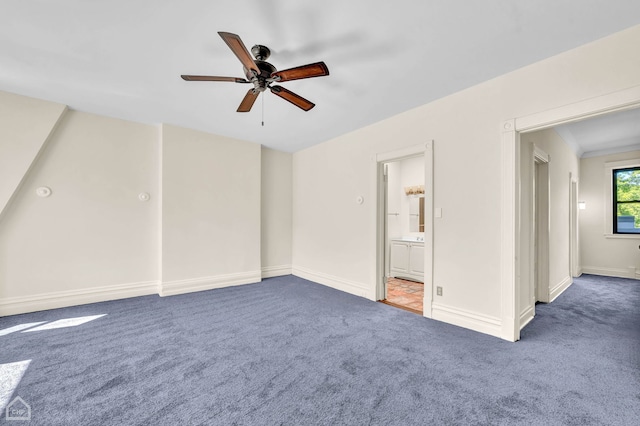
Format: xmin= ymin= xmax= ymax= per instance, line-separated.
xmin=390 ymin=237 xmax=424 ymax=243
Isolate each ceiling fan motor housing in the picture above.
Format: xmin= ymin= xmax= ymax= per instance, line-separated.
xmin=245 ymin=60 xmax=277 ymax=91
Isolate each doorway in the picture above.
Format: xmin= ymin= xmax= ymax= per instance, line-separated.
xmin=518 ymin=141 xmax=550 ymax=329
xmin=382 ymin=156 xmax=425 ymax=314
xmin=569 ymin=177 xmax=579 ymax=278
xmin=374 ymin=143 xmax=433 ymax=318
xmin=533 ymin=149 xmax=550 ymax=304
xmin=501 ymin=85 xmax=640 ymax=341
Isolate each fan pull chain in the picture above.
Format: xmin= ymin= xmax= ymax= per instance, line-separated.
xmin=261 ymin=93 xmax=265 ymax=127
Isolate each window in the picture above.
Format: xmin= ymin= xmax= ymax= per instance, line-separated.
xmin=613 ymin=167 xmax=640 ymax=233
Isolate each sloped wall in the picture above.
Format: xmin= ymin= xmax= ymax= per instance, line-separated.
xmin=0 ymin=93 xmax=290 ymax=315
xmin=0 ymin=91 xmax=67 ymax=220
xmin=0 ymin=109 xmax=160 ymax=314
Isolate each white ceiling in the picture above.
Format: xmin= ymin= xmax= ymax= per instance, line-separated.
xmin=554 ymin=107 xmax=640 ymax=158
xmin=2 ymin=1 xmax=640 ymax=152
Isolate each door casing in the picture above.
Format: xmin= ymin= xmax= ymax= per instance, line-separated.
xmin=501 ymin=85 xmax=640 ymax=341
xmin=374 ymin=142 xmax=434 ymax=318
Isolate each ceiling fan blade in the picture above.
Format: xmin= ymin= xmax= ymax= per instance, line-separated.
xmin=237 ymin=89 xmax=259 ymax=112
xmin=218 ymin=32 xmax=260 ymax=77
xmin=270 ymin=86 xmax=315 ymax=111
xmin=181 ymin=75 xmax=250 ymax=83
xmin=271 ymin=61 xmax=329 ymax=82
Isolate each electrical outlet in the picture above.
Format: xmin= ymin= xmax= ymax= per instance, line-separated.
xmin=436 ymin=286 xmax=443 ymax=296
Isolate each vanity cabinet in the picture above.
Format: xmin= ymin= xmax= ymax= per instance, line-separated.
xmin=390 ymin=240 xmax=424 ymax=282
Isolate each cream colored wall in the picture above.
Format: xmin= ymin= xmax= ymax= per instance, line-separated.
xmin=0 ymin=91 xmax=67 ymax=220
xmin=160 ymin=124 xmax=261 ymax=295
xmin=292 ymin=136 xmax=375 ymax=298
xmin=0 ymin=109 xmax=160 ymax=314
xmin=3 ymin=25 xmax=640 ymax=339
xmin=0 ymin=92 xmax=288 ymax=314
xmin=260 ymin=147 xmax=292 ymax=277
xmin=520 ymin=129 xmax=579 ymax=313
xmin=292 ymin=25 xmax=640 ymax=337
xmin=580 ymin=150 xmax=640 ymax=278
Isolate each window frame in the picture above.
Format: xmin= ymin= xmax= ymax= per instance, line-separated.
xmin=604 ymin=159 xmax=640 ymax=239
xmin=612 ymin=165 xmax=640 ymax=235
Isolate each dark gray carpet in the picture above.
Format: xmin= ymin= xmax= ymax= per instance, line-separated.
xmin=1 ymin=274 xmax=638 ymax=425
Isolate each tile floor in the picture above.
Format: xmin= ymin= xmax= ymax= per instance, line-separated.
xmin=385 ymin=277 xmax=423 ymax=313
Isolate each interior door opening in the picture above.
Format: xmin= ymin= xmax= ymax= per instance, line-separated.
xmin=533 ymin=155 xmax=550 ymax=304
xmin=379 ymin=155 xmax=426 ymax=315
xmin=570 ymin=178 xmax=579 ymax=278
xmin=503 ymin=87 xmax=640 ymax=342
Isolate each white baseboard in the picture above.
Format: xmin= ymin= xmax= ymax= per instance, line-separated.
xmin=431 ymin=303 xmax=502 ymax=339
xmin=292 ymin=266 xmax=373 ymax=300
xmin=519 ymin=304 xmax=535 ymax=330
xmin=160 ymin=270 xmax=261 ymax=297
xmin=580 ymin=266 xmax=637 ymax=280
xmin=261 ymin=264 xmax=292 ymax=278
xmin=0 ymin=281 xmax=159 ymax=316
xmin=549 ymin=275 xmax=573 ymax=302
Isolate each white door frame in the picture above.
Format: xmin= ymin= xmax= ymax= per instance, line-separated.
xmin=569 ymin=176 xmax=580 ymax=278
xmin=533 ymin=147 xmax=550 ymax=305
xmin=500 ymin=84 xmax=640 ymax=342
xmin=373 ymin=142 xmax=434 ymax=318
xmin=518 ymin=143 xmax=550 ymax=330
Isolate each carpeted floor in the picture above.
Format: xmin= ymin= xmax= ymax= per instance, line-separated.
xmin=0 ymin=274 xmax=638 ymax=425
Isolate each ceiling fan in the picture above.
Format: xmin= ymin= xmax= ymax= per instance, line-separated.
xmin=181 ymin=32 xmax=329 ymax=112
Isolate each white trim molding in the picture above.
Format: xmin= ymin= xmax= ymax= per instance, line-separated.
xmin=432 ymin=303 xmax=503 ymax=339
xmin=261 ymin=265 xmax=292 ymax=278
xmin=500 ymin=119 xmax=519 ymax=342
xmin=502 ymin=84 xmax=640 ymax=342
xmin=371 ymin=141 xmax=435 ymax=319
xmin=0 ymin=280 xmax=158 ymax=316
xmin=422 ymin=141 xmax=434 ymax=319
xmin=519 ymin=305 xmax=535 ymax=330
xmin=515 ymin=85 xmax=640 ymax=133
xmin=581 ymin=266 xmax=640 ymax=280
xmin=375 ymin=143 xmax=429 ymax=163
xmin=533 ymin=145 xmax=550 ymax=163
xmin=160 ymin=271 xmax=261 ymax=297
xmin=549 ymin=275 xmax=573 ymax=302
xmin=292 ymin=266 xmax=373 ymax=300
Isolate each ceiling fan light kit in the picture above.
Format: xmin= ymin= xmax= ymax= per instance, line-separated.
xmin=181 ymin=32 xmax=329 ymax=113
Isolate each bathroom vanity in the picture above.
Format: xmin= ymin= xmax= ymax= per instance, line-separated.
xmin=389 ymin=238 xmax=424 ymax=282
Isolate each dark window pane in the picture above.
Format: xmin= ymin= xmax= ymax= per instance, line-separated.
xmin=616 ymin=203 xmax=640 ymax=232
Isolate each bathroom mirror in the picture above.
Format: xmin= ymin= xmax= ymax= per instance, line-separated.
xmin=409 ymin=197 xmax=425 ymax=232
